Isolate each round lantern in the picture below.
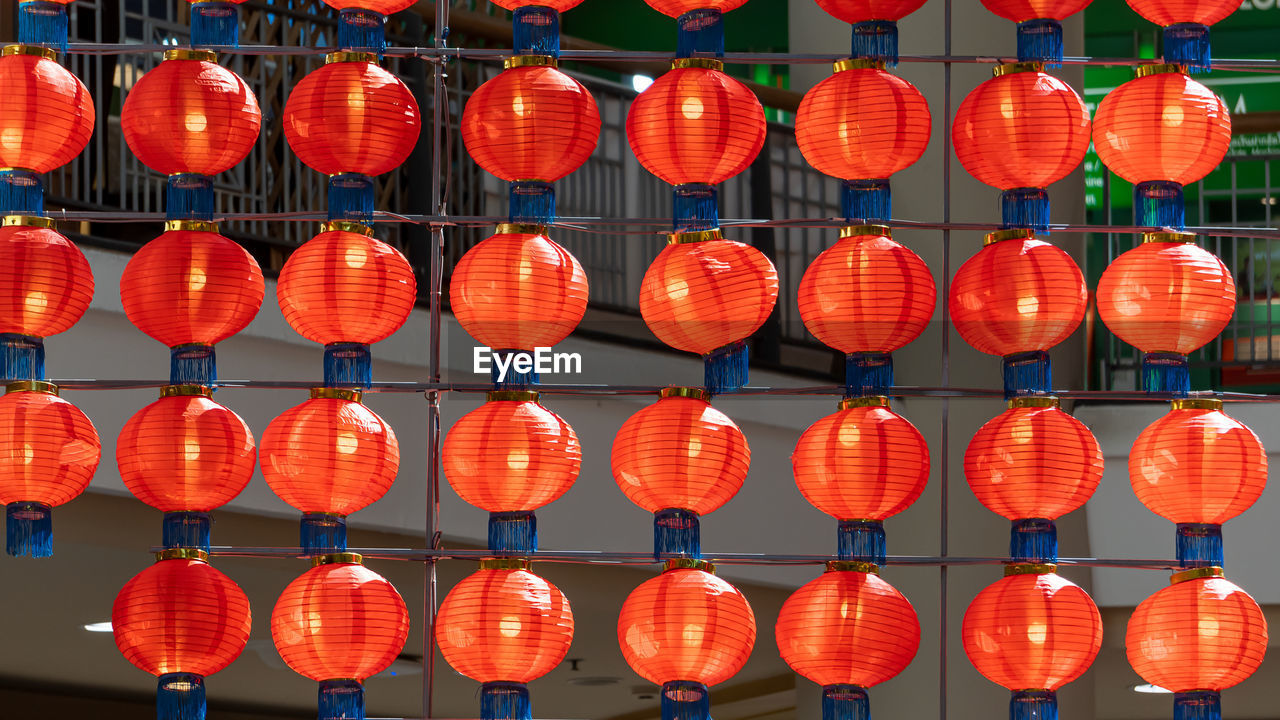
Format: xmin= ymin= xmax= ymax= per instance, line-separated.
xmin=0 ymin=218 xmax=93 ymax=339
xmin=644 ymin=0 xmax=749 ymax=16
xmin=272 ymin=554 xmax=409 ymax=719
xmin=492 ymin=0 xmax=584 ymax=8
xmin=0 ymin=46 xmax=95 ymax=174
xmin=0 ymin=382 xmax=100 ymax=557
xmin=979 ymin=0 xmax=1093 ymax=64
xmin=815 ymin=0 xmax=929 ymax=24
xmin=121 ymin=51 xmax=261 ymax=176
xmin=113 ymin=551 xmax=252 ymax=720
xmin=324 ymin=0 xmax=417 ymax=13
xmin=1125 ymin=0 xmax=1242 ymax=68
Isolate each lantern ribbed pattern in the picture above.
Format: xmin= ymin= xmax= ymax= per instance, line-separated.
xmin=1096 ymin=242 xmax=1235 ymax=355
xmin=271 ymin=561 xmax=409 ymax=681
xmin=643 ymin=0 xmax=749 ymax=16
xmin=776 ymin=569 xmax=920 ymax=687
xmin=0 ymin=225 xmax=93 ymax=337
xmin=323 ymin=0 xmax=417 ymax=13
xmin=1126 ymin=576 xmax=1267 ymax=691
xmin=953 ymin=70 xmax=1091 ymax=190
xmin=1092 ymin=72 xmax=1231 ymax=186
xmin=965 ymin=405 xmax=1103 ymax=521
xmin=795 ymin=68 xmax=931 ymax=181
xmin=461 ymin=66 xmax=600 ymax=183
xmin=112 ymin=558 xmax=252 ymax=677
xmin=792 ymin=404 xmax=929 ymax=520
xmin=627 ymin=68 xmax=766 ymax=186
xmin=815 ymin=0 xmax=929 ymax=22
xmin=260 ymin=397 xmax=399 ymax=516
xmin=949 ymin=237 xmax=1087 ymax=356
xmin=283 ymin=60 xmax=421 ymax=176
xmin=120 ymin=230 xmax=265 ymax=348
xmin=797 ymin=231 xmax=935 ymax=354
xmin=121 ymin=58 xmax=261 ymax=176
xmin=1129 ymin=405 xmax=1266 ymax=524
xmin=1125 ymin=0 xmax=1242 ymax=27
xmin=612 ymin=394 xmax=750 ymax=515
xmin=116 ymin=395 xmax=256 ymax=512
xmin=0 ymin=53 xmax=95 ymax=173
xmin=0 ymin=389 xmax=100 ymax=507
xmin=449 ymin=229 xmax=589 ymax=351
xmin=492 ymin=0 xmax=584 ymax=8
xmin=618 ymin=567 xmax=756 ymax=686
xmin=276 ymin=230 xmax=417 ymax=346
xmin=442 ymin=397 xmax=581 ymax=511
xmin=639 ymin=240 xmax=779 ymax=356
xmin=979 ymin=0 xmax=1092 ymax=21
xmin=962 ymin=573 xmax=1101 ymax=691
xmin=436 ymin=567 xmax=575 ymax=683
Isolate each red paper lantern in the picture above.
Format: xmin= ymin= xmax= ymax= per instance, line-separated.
xmin=1129 ymin=399 xmax=1265 ymax=525
xmin=461 ymin=64 xmax=600 ymax=183
xmin=980 ymin=0 xmax=1092 ymax=21
xmin=639 ymin=237 xmax=778 ymax=356
xmin=0 ymin=47 xmax=95 ymax=173
xmin=276 ymin=226 xmax=417 ymax=346
xmin=815 ymin=0 xmax=928 ymax=23
xmin=792 ymin=397 xmax=929 ymax=521
xmin=627 ymin=64 xmax=766 ymax=186
xmin=492 ymin=0 xmax=584 ymax=8
xmin=1124 ymin=0 xmax=1241 ymax=31
xmin=777 ymin=566 xmax=920 ymax=687
xmin=611 ymin=389 xmax=750 ymax=516
xmin=283 ymin=57 xmax=421 ymax=176
xmin=442 ymin=391 xmax=580 ymax=512
xmin=449 ymin=227 xmax=588 ymax=352
xmin=962 ymin=571 xmax=1102 ymax=691
xmin=949 ymin=231 xmax=1087 ymax=356
xmin=120 ymin=227 xmax=264 ymax=348
xmin=643 ymin=0 xmax=749 ymax=16
xmin=324 ymin=0 xmax=417 ymax=13
xmin=121 ymin=51 xmax=261 ymax=176
xmin=0 ymin=220 xmax=93 ymax=338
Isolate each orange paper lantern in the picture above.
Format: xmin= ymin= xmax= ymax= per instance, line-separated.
xmin=643 ymin=0 xmax=749 ymax=16
xmin=980 ymin=0 xmax=1092 ymax=21
xmin=324 ymin=0 xmax=417 ymax=13
xmin=815 ymin=0 xmax=928 ymax=23
xmin=0 ymin=221 xmax=93 ymax=338
xmin=0 ymin=48 xmax=95 ymax=173
xmin=1126 ymin=0 xmax=1241 ymax=26
xmin=492 ymin=0 xmax=583 ymax=7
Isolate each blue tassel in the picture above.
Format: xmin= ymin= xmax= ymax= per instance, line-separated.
xmin=851 ymin=21 xmax=898 ymax=66
xmin=163 ymin=512 xmax=212 ymax=553
xmin=0 ymin=334 xmax=45 ymax=382
xmin=337 ymin=8 xmax=385 ymax=54
xmin=1164 ymin=24 xmax=1211 ymax=73
xmin=1176 ymin=523 xmax=1223 ymax=568
xmin=704 ymin=341 xmax=748 ymax=395
xmin=170 ymin=345 xmax=216 ymax=387
xmin=6 ymin=502 xmax=52 ymax=558
xmin=488 ymin=512 xmax=537 ymax=555
xmin=18 ymin=1 xmax=68 ymax=54
xmin=301 ymin=513 xmax=348 ymax=554
xmin=654 ymin=508 xmax=700 ymax=559
xmin=1016 ymin=19 xmax=1063 ymax=67
xmin=837 ymin=520 xmax=886 ymax=565
xmin=1141 ymin=352 xmax=1190 ymax=397
xmin=513 ymin=6 xmax=559 ymax=57
xmin=676 ymin=9 xmax=724 ymax=58
xmin=328 ymin=174 xmax=375 ymax=225
xmin=1003 ymin=351 xmax=1052 ymax=399
xmin=673 ymin=184 xmax=718 ymax=232
xmin=190 ymin=2 xmax=239 ymax=49
xmin=481 ymin=682 xmax=532 ymax=720
xmin=324 ymin=343 xmax=372 ymax=389
xmin=1134 ymin=181 xmax=1185 ymax=230
xmin=661 ymin=682 xmax=710 ymax=720
xmin=491 ymin=349 xmax=540 ymax=387
xmin=841 ymin=179 xmax=891 ymax=224
xmin=158 ymin=673 xmax=206 ymax=720
xmin=509 ymin=181 xmax=556 ymax=225
xmin=845 ymin=353 xmax=893 ymax=397
xmin=1175 ymin=692 xmax=1221 ymax=720
xmin=0 ymin=169 xmax=44 ymax=216
xmin=1010 ymin=519 xmax=1057 ymax=564
xmin=822 ymin=685 xmax=870 ymax=720
xmin=319 ymin=679 xmax=364 ymax=720
xmin=1001 ymin=188 xmax=1051 ymax=232
xmin=166 ymin=175 xmax=215 ymax=222
xmin=1011 ymin=690 xmax=1057 ymax=720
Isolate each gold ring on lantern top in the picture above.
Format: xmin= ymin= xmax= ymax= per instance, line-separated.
xmin=826 ymin=560 xmax=880 ymax=575
xmin=665 ymin=558 xmax=716 ymax=573
xmin=164 ymin=49 xmax=217 ymax=62
xmin=671 ymin=57 xmax=724 ymax=72
xmin=840 ymin=224 xmax=892 ymax=239
xmin=1008 ymin=396 xmax=1060 ymax=410
xmin=326 ymin=51 xmax=378 ymax=65
xmin=1171 ymin=566 xmax=1224 ymax=585
xmin=839 ymin=396 xmax=890 ymax=411
xmin=667 ymin=229 xmax=723 ymax=245
xmin=659 ymin=386 xmax=711 ymax=402
xmin=480 ymin=557 xmax=532 ymax=571
xmin=161 ymin=385 xmax=214 ymax=399
xmin=165 ymin=219 xmax=219 ymax=233
xmin=1136 ymin=63 xmax=1186 ymax=78
xmin=2 ymin=45 xmax=57 ymax=60
xmin=984 ymin=228 xmax=1036 ymax=246
xmin=1171 ymin=398 xmax=1224 ymax=411
xmin=156 ymin=548 xmax=210 ymax=563
xmin=1142 ymin=231 xmax=1196 ymax=244
xmin=2 ymin=215 xmax=55 ymax=229
xmin=1004 ymin=563 xmax=1058 ymax=576
xmin=496 ymin=223 xmax=551 ymax=236
xmin=992 ymin=61 xmax=1044 ymax=77
xmin=487 ymin=390 xmax=541 ymax=403
xmin=833 ymin=58 xmax=885 ymax=73
xmin=321 ymin=220 xmax=374 ymax=237
xmin=6 ymin=380 xmax=58 ymax=396
xmin=311 ymin=387 xmax=364 ymax=403
xmin=312 ymin=552 xmax=364 ymax=567
xmin=504 ymin=55 xmax=557 ymax=69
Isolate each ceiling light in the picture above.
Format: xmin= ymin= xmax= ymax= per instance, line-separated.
xmin=1133 ymin=684 xmax=1172 ymax=694
xmin=632 ymin=75 xmax=654 ymax=94
xmin=83 ymin=622 xmax=114 ymax=633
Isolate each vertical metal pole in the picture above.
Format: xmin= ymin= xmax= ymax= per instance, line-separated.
xmin=939 ymin=1 xmax=953 ymax=719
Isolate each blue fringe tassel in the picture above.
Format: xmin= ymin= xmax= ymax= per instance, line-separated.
xmin=0 ymin=169 xmax=44 ymax=216
xmin=851 ymin=21 xmax=898 ymax=66
xmin=1141 ymin=352 xmax=1190 ymax=397
xmin=677 ymin=9 xmax=724 ymax=58
xmin=481 ymin=682 xmax=532 ymax=720
xmin=18 ymin=1 xmax=68 ymax=54
xmin=6 ymin=502 xmax=52 ymax=558
xmin=1016 ymin=19 xmax=1063 ymax=67
xmin=1001 ymin=188 xmax=1051 ymax=233
xmin=655 ymin=508 xmax=701 ymax=559
xmin=163 ymin=512 xmax=212 ymax=554
xmin=509 ymin=181 xmax=556 ymax=225
xmin=673 ymin=184 xmax=719 ymax=232
xmin=488 ymin=511 xmax=537 ymax=555
xmin=319 ymin=679 xmax=364 ymax=720
xmin=337 ymin=8 xmax=385 ymax=54
xmin=0 ymin=334 xmax=45 ymax=382
xmin=822 ymin=685 xmax=870 ymax=720
xmin=841 ymin=179 xmax=891 ymax=224
xmin=1175 ymin=692 xmax=1221 ymax=720
xmin=328 ymin=174 xmax=375 ymax=225
xmin=837 ymin=520 xmax=886 ymax=565
xmin=845 ymin=353 xmax=893 ymax=397
xmin=704 ymin=341 xmax=748 ymax=395
xmin=301 ymin=513 xmax=348 ymax=554
xmin=158 ymin=673 xmax=206 ymax=720
xmin=490 ymin=349 xmax=540 ymax=387
xmin=166 ymin=175 xmax=215 ymax=222
xmin=170 ymin=345 xmax=216 ymax=387
xmin=324 ymin=343 xmax=372 ymax=389
xmin=1176 ymin=523 xmax=1223 ymax=568
xmin=1164 ymin=24 xmax=1211 ymax=73
xmin=1011 ymin=519 xmax=1057 ymax=563
xmin=191 ymin=2 xmax=239 ymax=49
xmin=1003 ymin=351 xmax=1051 ymax=399
xmin=1011 ymin=690 xmax=1057 ymax=720
xmin=661 ymin=682 xmax=710 ymax=720
xmin=1135 ymin=181 xmax=1185 ymax=230
xmin=513 ymin=6 xmax=559 ymax=57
